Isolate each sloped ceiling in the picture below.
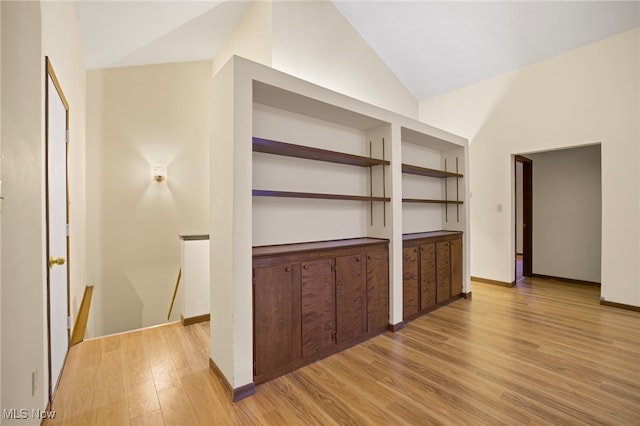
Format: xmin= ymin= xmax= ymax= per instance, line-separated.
xmin=76 ymin=0 xmax=640 ymax=100
xmin=76 ymin=1 xmax=253 ymax=70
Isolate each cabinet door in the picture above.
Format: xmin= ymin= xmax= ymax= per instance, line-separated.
xmin=403 ymin=247 xmax=419 ymax=319
xmin=253 ymin=263 xmax=301 ymax=377
xmin=451 ymin=238 xmax=463 ymax=296
xmin=436 ymin=241 xmax=451 ymax=303
xmin=336 ymin=254 xmax=367 ymax=345
xmin=420 ymin=243 xmax=436 ymax=310
xmin=301 ymin=258 xmax=335 ymax=358
xmin=367 ymin=247 xmax=389 ymax=334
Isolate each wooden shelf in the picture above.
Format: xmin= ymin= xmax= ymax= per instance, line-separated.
xmin=402 ymin=198 xmax=463 ymax=204
xmin=402 ymin=163 xmax=462 ymax=178
xmin=253 ymin=137 xmax=389 ymax=167
xmin=253 ymin=189 xmax=390 ymax=202
xmin=253 ymin=237 xmax=388 ymax=258
xmin=403 ymin=230 xmax=463 ymax=241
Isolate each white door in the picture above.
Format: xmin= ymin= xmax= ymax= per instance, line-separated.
xmin=46 ymin=58 xmax=69 ymax=400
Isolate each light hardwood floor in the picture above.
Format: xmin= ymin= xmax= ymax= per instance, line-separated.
xmin=46 ymin=278 xmax=640 ymax=425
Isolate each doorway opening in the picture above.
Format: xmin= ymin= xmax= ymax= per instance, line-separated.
xmin=515 ymin=155 xmax=532 ymax=282
xmin=514 ymin=145 xmax=602 ymax=288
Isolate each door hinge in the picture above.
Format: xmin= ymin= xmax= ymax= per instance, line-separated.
xmin=332 ymin=332 xmax=337 ymax=344
xmin=67 ymin=316 xmax=72 ymax=330
xmin=66 ymin=224 xmax=69 ymax=237
xmin=253 ymin=360 xmax=256 ymax=375
xmin=65 ymin=130 xmax=70 ymax=143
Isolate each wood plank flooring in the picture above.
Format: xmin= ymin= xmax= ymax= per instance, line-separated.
xmin=46 ymin=277 xmax=640 ymax=425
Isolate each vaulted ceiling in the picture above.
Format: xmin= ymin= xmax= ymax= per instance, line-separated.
xmin=76 ymin=1 xmax=640 ymax=100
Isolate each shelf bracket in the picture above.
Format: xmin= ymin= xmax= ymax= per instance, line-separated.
xmin=382 ymin=138 xmax=386 ymax=227
xmin=444 ymin=159 xmax=449 ymax=223
xmin=456 ymin=157 xmax=460 ymax=223
xmin=369 ymin=141 xmax=373 ymax=227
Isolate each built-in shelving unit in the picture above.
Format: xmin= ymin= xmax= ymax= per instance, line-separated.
xmin=210 ymin=57 xmax=470 ymax=401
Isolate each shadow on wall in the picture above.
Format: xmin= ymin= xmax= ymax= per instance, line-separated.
xmin=99 ymin=137 xmax=185 ymax=335
xmin=86 ymin=61 xmax=210 ymax=337
xmin=101 ymin=264 xmax=184 ymax=335
xmin=126 ymin=264 xmax=184 ymax=327
xmin=103 ymin=270 xmax=143 ymax=335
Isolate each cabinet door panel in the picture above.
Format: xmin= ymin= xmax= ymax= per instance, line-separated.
xmin=436 ymin=241 xmax=451 ymax=303
xmin=336 ymin=254 xmax=367 ymax=344
xmin=420 ymin=243 xmax=436 ymax=310
xmin=254 ymin=263 xmax=301 ymax=377
xmin=367 ymin=248 xmax=389 ymax=333
xmin=451 ymin=238 xmax=463 ymax=296
xmin=301 ymin=258 xmax=335 ymax=358
xmin=403 ymin=247 xmax=419 ymax=319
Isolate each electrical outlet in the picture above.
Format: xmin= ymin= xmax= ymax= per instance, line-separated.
xmin=32 ymin=369 xmax=37 ymax=396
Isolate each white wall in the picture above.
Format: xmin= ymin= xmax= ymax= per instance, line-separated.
xmin=86 ymin=61 xmax=210 ymax=336
xmin=209 ymin=58 xmax=254 ymax=390
xmin=271 ymin=0 xmax=418 ymax=119
xmin=1 ymin=1 xmax=87 ymax=418
xmin=40 ymin=0 xmax=88 ymax=349
xmin=529 ymin=145 xmax=602 ymax=283
xmin=211 ymin=0 xmax=272 ymax=76
xmin=181 ymin=239 xmax=210 ymax=319
xmin=420 ymin=29 xmax=639 ymax=306
xmin=212 ymin=0 xmax=418 ymax=119
xmin=1 ymin=2 xmax=47 ymax=419
xmin=0 ymin=0 xmax=4 ymax=413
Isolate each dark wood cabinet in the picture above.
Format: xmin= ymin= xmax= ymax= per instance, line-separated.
xmin=253 ymin=238 xmax=389 ymax=383
xmin=436 ymin=241 xmax=451 ymax=303
xmin=366 ymin=247 xmax=389 ymax=335
xmin=402 ymin=247 xmax=419 ymax=318
xmin=253 ymin=263 xmax=301 ymax=378
xmin=335 ymin=254 xmax=367 ymax=345
xmin=301 ymin=258 xmax=335 ymax=358
xmin=402 ymin=231 xmax=463 ymax=322
xmin=451 ymin=238 xmax=463 ymax=296
xmin=420 ymin=242 xmax=436 ymax=310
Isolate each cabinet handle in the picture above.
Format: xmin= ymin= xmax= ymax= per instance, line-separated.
xmin=285 ymin=266 xmax=291 ymax=272
xmin=368 ymin=255 xmax=371 ymax=260
xmin=356 ymin=257 xmax=360 ymax=262
xmin=303 ymin=265 xmax=308 ymax=270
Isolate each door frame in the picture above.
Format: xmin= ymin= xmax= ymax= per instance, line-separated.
xmin=515 ymin=155 xmax=532 ymax=277
xmin=44 ymin=56 xmax=71 ymax=402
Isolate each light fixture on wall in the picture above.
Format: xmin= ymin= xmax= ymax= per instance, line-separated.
xmin=152 ymin=165 xmax=167 ymax=182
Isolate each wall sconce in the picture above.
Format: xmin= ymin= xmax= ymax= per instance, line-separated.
xmin=152 ymin=165 xmax=167 ymax=182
